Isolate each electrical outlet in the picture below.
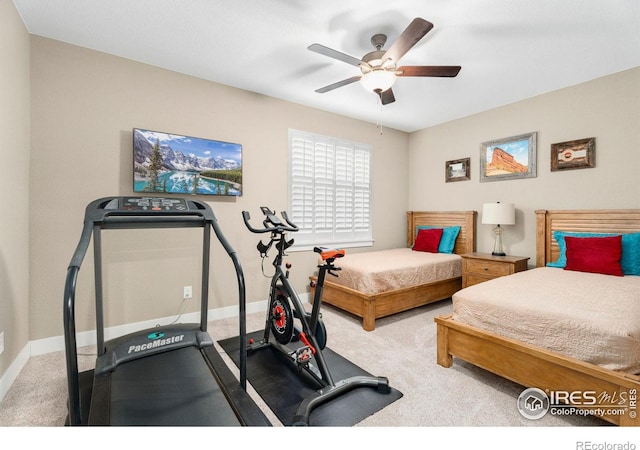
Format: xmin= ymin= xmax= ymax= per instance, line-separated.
xmin=183 ymin=286 xmax=193 ymax=300
xmin=0 ymin=332 xmax=4 ymax=355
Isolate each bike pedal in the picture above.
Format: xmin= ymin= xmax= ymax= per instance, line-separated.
xmin=295 ymin=346 xmax=313 ymax=364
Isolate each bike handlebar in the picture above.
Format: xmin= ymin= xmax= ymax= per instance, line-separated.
xmin=242 ymin=207 xmax=299 ymax=234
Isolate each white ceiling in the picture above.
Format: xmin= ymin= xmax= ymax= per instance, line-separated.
xmin=13 ymin=0 xmax=640 ymax=133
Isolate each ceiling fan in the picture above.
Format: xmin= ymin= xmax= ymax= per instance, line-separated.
xmin=308 ymin=17 xmax=461 ymax=105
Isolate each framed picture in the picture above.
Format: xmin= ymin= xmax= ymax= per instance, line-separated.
xmin=480 ymin=132 xmax=537 ymax=182
xmin=445 ymin=157 xmax=470 ymax=182
xmin=550 ymin=137 xmax=595 ymax=171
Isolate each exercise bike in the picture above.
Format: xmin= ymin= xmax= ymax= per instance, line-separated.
xmin=242 ymin=207 xmax=390 ymax=426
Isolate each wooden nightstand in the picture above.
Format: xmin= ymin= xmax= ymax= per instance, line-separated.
xmin=461 ymin=252 xmax=530 ymax=288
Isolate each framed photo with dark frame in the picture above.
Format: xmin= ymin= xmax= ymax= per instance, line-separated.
xmin=480 ymin=132 xmax=537 ymax=182
xmin=550 ymin=137 xmax=595 ymax=171
xmin=445 ymin=157 xmax=470 ymax=182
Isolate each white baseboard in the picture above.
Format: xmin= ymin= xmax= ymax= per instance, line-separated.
xmin=0 ymin=295 xmax=309 ymax=403
xmin=30 ymin=299 xmax=275 ymax=356
xmin=0 ymin=344 xmax=30 ymax=403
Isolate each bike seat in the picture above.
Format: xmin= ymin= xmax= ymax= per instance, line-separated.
xmin=314 ymin=247 xmax=345 ymax=261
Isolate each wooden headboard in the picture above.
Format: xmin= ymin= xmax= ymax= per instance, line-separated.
xmin=535 ymin=209 xmax=640 ymax=267
xmin=406 ymin=210 xmax=477 ymax=255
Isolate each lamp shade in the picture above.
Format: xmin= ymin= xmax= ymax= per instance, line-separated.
xmin=360 ymin=69 xmax=396 ymax=92
xmin=482 ymin=202 xmax=515 ymax=225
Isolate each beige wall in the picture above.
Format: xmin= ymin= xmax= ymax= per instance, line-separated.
xmin=29 ymin=36 xmax=409 ymax=340
xmin=0 ymin=0 xmax=31 ymax=376
xmin=2 ymin=4 xmax=638 ymax=382
xmin=409 ymin=67 xmax=640 ymax=261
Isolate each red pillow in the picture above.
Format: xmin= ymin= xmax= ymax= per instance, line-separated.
xmin=413 ymin=228 xmax=443 ymax=253
xmin=564 ymin=235 xmax=623 ymax=276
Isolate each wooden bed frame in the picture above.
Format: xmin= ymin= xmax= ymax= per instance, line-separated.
xmin=435 ymin=209 xmax=640 ymax=426
xmin=311 ymin=210 xmax=476 ymax=331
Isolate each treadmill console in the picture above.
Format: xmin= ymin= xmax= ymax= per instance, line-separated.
xmin=119 ymin=197 xmax=189 ymax=212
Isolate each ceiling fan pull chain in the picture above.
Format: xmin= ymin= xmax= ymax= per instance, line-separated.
xmin=376 ymin=97 xmax=384 ymax=135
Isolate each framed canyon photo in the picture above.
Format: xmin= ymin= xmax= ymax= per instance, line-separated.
xmin=480 ymin=132 xmax=537 ymax=182
xmin=550 ymin=137 xmax=595 ymax=171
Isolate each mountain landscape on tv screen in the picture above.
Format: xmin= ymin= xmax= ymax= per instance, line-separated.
xmin=133 ymin=129 xmax=242 ymax=196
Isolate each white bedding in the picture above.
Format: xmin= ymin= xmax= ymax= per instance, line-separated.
xmin=328 ymin=247 xmax=461 ymax=295
xmin=452 ymin=267 xmax=640 ymax=374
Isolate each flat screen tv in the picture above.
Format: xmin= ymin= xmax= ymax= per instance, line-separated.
xmin=133 ymin=128 xmax=242 ymax=196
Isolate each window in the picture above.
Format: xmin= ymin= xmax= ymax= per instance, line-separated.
xmin=288 ymin=129 xmax=372 ymax=249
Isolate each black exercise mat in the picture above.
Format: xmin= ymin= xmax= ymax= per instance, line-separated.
xmin=219 ymin=331 xmax=403 ymax=426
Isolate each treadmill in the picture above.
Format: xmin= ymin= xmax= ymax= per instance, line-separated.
xmin=63 ymin=196 xmax=271 ymax=426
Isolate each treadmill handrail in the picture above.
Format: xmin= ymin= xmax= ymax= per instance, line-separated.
xmin=63 ymin=196 xmax=249 ymax=425
xmin=63 ymin=265 xmax=82 ymax=425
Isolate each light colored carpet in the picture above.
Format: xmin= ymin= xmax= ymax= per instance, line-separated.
xmin=0 ymin=298 xmax=607 ymax=429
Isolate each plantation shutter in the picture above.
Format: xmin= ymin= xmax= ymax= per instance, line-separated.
xmin=289 ymin=129 xmax=372 ymax=249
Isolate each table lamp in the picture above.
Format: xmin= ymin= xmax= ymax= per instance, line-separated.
xmin=482 ymin=202 xmax=515 ymax=256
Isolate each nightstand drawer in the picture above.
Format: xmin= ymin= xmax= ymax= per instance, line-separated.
xmin=465 ymin=258 xmax=513 ymax=277
xmin=464 ymin=273 xmax=495 ymax=287
xmin=461 ymin=253 xmax=530 ymax=288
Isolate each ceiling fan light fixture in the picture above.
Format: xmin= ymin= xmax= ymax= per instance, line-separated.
xmin=360 ymin=69 xmax=396 ymax=93
xmin=309 ymin=18 xmax=460 ymax=105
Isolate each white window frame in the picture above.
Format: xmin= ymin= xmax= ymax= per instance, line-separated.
xmin=288 ymin=129 xmax=373 ymax=251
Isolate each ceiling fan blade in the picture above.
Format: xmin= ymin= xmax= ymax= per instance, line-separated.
xmin=315 ymin=75 xmax=362 ymax=93
xmin=397 ymin=65 xmax=462 ymax=77
xmin=376 ymin=88 xmax=396 ymax=105
xmin=308 ymin=43 xmax=364 ymax=67
xmin=382 ymin=18 xmax=434 ymax=65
